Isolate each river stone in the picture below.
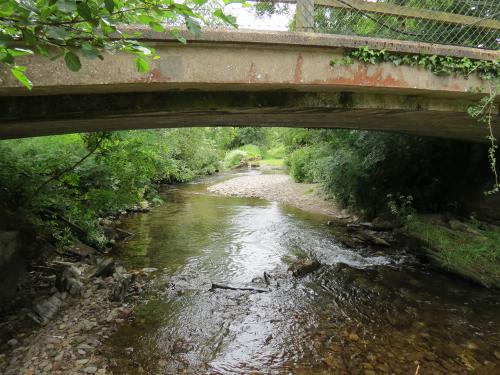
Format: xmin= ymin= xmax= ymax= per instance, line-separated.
xmin=66 ymin=243 xmax=96 ymax=257
xmin=7 ymin=338 xmax=18 ymax=347
xmin=110 ymin=268 xmax=133 ymax=302
xmin=84 ymin=365 xmax=98 ymax=374
xmin=288 ymin=259 xmax=321 ymax=277
xmin=89 ymin=257 xmax=115 ymax=278
xmin=347 ymin=333 xmax=359 ymax=342
xmin=376 ymin=363 xmax=389 ymax=372
xmin=60 ymin=265 xmax=84 ymax=297
xmin=32 ymin=293 xmax=63 ymax=324
xmin=141 ymin=267 xmax=158 ymax=273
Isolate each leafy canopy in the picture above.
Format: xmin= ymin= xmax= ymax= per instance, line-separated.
xmin=0 ymin=0 xmax=241 ymax=89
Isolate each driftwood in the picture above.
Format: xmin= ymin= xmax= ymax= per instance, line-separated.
xmin=210 ymin=283 xmax=269 ymax=293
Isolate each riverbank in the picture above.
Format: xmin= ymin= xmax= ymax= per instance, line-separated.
xmin=0 ymin=214 xmax=151 ymax=375
xmin=404 ymin=215 xmax=500 ymax=289
xmin=208 ymin=173 xmax=356 ymax=221
xmin=0 ymin=247 xmax=153 ymax=375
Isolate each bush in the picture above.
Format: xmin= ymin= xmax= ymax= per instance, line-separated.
xmin=0 ymin=128 xmax=222 ymax=248
xmin=282 ymin=128 xmax=495 ymax=217
xmin=239 ymin=144 xmax=263 ymax=159
xmin=229 ymin=127 xmax=269 ymax=148
xmin=289 ymin=147 xmax=316 ymax=183
xmin=265 ymin=145 xmax=286 ymax=159
xmin=223 ymin=150 xmax=248 ymax=169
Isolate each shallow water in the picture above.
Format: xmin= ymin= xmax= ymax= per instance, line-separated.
xmin=104 ymin=172 xmax=500 ymax=374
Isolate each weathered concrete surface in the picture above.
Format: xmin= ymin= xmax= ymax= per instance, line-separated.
xmin=1 ymin=91 xmax=498 ymax=142
xmin=0 ymin=29 xmax=498 ymax=140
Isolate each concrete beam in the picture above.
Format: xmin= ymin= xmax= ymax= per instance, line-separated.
xmin=0 ymin=30 xmax=496 ymax=97
xmin=0 ymin=29 xmax=498 ymax=141
xmin=1 ymin=91 xmax=497 ymax=142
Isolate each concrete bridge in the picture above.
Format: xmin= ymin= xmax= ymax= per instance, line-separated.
xmin=0 ymin=29 xmax=499 ymax=142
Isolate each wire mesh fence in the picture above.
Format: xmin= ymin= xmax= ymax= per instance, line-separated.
xmin=229 ymin=1 xmax=500 ymax=50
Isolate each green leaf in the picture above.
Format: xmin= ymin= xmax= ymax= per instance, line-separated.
xmin=186 ymin=18 xmax=201 ymax=36
xmin=213 ymin=8 xmax=237 ymax=27
xmin=0 ymin=50 xmax=13 ymax=64
xmin=0 ymin=33 xmax=15 ymax=48
xmin=56 ymin=0 xmax=76 ymax=13
xmin=22 ymin=29 xmax=37 ymax=45
xmin=104 ymin=0 xmax=114 ymax=13
xmin=135 ymin=57 xmax=149 ymax=73
xmin=80 ymin=43 xmax=100 ymax=59
xmin=170 ymin=29 xmax=186 ymax=44
xmin=138 ymin=15 xmax=154 ymax=24
xmin=18 ymin=0 xmax=40 ymax=14
xmin=64 ymin=51 xmax=81 ymax=71
xmin=10 ymin=66 xmax=33 ymax=90
xmin=46 ymin=26 xmax=70 ymax=41
xmin=149 ymin=22 xmax=165 ymax=33
xmin=77 ymin=2 xmax=93 ymax=22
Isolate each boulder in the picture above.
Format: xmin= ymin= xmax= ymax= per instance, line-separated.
xmin=359 ymin=231 xmax=391 ymax=247
xmin=30 ymin=293 xmax=64 ymax=325
xmin=60 ymin=265 xmax=84 ymax=297
xmin=110 ymin=267 xmax=134 ymax=302
xmin=88 ymin=257 xmax=115 ymax=278
xmin=65 ymin=243 xmax=96 ymax=258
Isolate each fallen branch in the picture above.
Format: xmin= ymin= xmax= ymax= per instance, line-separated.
xmin=210 ymin=283 xmax=269 ymax=293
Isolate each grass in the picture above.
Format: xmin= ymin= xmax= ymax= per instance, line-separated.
xmin=260 ymin=158 xmax=284 ymax=167
xmin=406 ymin=216 xmax=500 ymax=288
xmin=264 ymin=145 xmax=286 ymax=159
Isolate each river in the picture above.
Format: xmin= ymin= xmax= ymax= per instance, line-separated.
xmin=103 ymin=171 xmax=500 ymax=374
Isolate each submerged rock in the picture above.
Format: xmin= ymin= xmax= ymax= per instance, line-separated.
xmin=288 ymin=259 xmax=321 ymax=277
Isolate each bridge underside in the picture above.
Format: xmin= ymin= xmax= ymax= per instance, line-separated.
xmin=1 ymin=30 xmax=498 ymax=141
xmin=1 ymin=91 xmax=498 ymax=142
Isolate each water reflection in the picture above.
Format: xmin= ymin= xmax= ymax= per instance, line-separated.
xmin=105 ymin=173 xmax=500 ymax=374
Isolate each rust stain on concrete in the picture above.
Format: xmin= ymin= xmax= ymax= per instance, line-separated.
xmin=317 ymin=64 xmax=409 ymax=88
xmin=149 ymin=68 xmax=170 ymax=82
xmin=128 ymin=68 xmax=170 ymax=84
xmin=293 ymin=55 xmax=304 ymax=84
xmin=248 ymin=62 xmax=257 ymax=83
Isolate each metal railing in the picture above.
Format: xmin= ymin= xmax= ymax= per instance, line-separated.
xmin=248 ymin=0 xmax=500 ymax=50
